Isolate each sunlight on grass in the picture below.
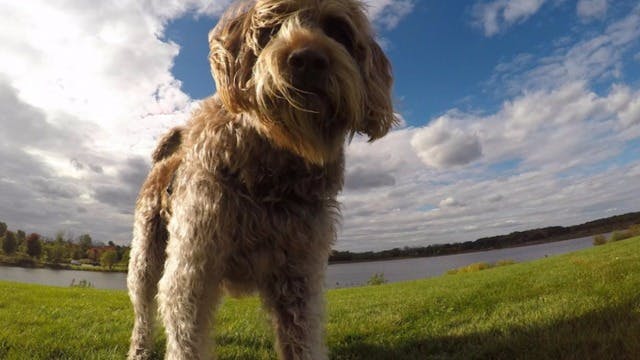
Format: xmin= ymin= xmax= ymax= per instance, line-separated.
xmin=0 ymin=237 xmax=639 ymax=359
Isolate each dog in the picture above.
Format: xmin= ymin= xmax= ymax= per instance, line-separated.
xmin=127 ymin=0 xmax=395 ymax=359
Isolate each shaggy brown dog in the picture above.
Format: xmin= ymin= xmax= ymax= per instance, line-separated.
xmin=127 ymin=0 xmax=395 ymax=359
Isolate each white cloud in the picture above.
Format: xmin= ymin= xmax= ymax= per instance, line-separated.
xmin=337 ymin=80 xmax=640 ymax=250
xmin=439 ymin=197 xmax=465 ymax=208
xmin=365 ymin=0 xmax=415 ymax=29
xmin=472 ymin=0 xmax=548 ymax=37
xmin=577 ymin=0 xmax=608 ymax=20
xmin=0 ymin=0 xmax=213 ymax=242
xmin=410 ymin=116 xmax=483 ymax=168
xmin=490 ymin=5 xmax=640 ymax=94
xmin=0 ymin=0 xmax=416 ymax=245
xmin=0 ymin=0 xmax=638 ymax=253
xmin=142 ymin=0 xmax=232 ymax=19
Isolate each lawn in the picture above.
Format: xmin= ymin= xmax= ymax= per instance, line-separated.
xmin=1 ymin=237 xmax=639 ymax=359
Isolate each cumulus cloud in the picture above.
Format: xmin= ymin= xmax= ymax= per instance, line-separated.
xmin=336 ymin=2 xmax=640 ymax=250
xmin=0 ymin=0 xmax=416 ymax=247
xmin=577 ymin=0 xmax=608 ymax=20
xmin=439 ymin=197 xmax=465 ymax=208
xmin=1 ymin=0 xmax=638 ymax=253
xmin=0 ymin=0 xmax=197 ymax=243
xmin=472 ymin=0 xmax=547 ymax=37
xmin=365 ymin=0 xmax=415 ymax=29
xmin=339 ymin=81 xmax=640 ymax=250
xmin=410 ymin=117 xmax=483 ymax=168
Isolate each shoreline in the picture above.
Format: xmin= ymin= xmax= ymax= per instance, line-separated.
xmin=1 ymin=233 xmax=601 ymax=273
xmin=328 ymin=236 xmax=581 ymax=265
xmin=0 ymin=260 xmax=126 ymax=273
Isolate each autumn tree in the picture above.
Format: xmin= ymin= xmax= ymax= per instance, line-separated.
xmin=25 ymin=233 xmax=42 ymax=258
xmin=2 ymin=231 xmax=17 ymax=255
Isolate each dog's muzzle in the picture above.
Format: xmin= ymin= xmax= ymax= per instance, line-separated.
xmin=287 ymin=47 xmax=329 ymax=92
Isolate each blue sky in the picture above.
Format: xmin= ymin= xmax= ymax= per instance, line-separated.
xmin=166 ymin=1 xmax=640 ymax=123
xmin=1 ymin=0 xmax=639 ymax=251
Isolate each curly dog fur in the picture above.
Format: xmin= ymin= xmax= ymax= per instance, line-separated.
xmin=127 ymin=0 xmax=395 ymax=359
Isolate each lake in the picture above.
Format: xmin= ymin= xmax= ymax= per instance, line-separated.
xmin=0 ymin=234 xmax=598 ymax=290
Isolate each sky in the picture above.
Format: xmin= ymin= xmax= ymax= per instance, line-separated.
xmin=0 ymin=0 xmax=639 ymax=251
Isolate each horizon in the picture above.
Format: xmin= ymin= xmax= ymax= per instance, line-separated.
xmin=1 ymin=0 xmax=639 ymax=251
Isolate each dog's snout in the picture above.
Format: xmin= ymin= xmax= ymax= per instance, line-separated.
xmin=288 ymin=47 xmax=329 ymax=80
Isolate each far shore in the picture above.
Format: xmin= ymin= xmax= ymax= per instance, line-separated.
xmin=0 ymin=232 xmax=601 ymax=273
xmin=0 ymin=260 xmax=126 ymax=273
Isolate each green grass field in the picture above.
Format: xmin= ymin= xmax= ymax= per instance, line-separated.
xmin=1 ymin=237 xmax=639 ymax=360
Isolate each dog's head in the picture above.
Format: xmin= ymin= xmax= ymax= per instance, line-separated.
xmin=209 ymin=0 xmax=396 ymax=164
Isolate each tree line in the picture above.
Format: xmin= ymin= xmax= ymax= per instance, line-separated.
xmin=0 ymin=221 xmax=129 ymax=270
xmin=329 ymin=211 xmax=640 ymax=263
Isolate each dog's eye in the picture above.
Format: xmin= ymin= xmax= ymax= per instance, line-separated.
xmin=322 ymin=17 xmax=355 ymax=53
xmin=257 ymin=25 xmax=280 ymax=48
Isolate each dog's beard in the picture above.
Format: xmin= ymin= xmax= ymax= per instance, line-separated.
xmin=252 ymin=39 xmax=365 ymax=165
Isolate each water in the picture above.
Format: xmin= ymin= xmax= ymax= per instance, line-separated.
xmin=0 ymin=267 xmax=127 ymax=289
xmin=327 ymin=234 xmax=598 ymax=287
xmin=0 ymin=235 xmax=599 ymax=290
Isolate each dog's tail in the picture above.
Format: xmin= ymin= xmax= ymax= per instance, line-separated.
xmin=152 ymin=127 xmax=184 ymax=163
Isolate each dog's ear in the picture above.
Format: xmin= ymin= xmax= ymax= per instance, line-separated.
xmin=209 ymin=6 xmax=256 ymax=113
xmin=152 ymin=127 xmax=183 ymax=163
xmin=359 ymin=39 xmax=397 ymax=141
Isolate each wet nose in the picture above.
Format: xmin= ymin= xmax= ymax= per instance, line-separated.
xmin=287 ymin=47 xmax=329 ymax=83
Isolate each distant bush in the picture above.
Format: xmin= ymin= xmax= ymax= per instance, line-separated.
xmin=593 ymin=234 xmax=607 ymax=246
xmin=447 ymin=262 xmax=491 ymax=275
xmin=495 ymin=259 xmax=516 ymax=267
xmin=447 ymin=260 xmax=516 ymax=275
xmin=610 ymin=231 xmax=633 ymax=242
xmin=628 ymin=224 xmax=640 ymax=237
xmin=367 ymin=273 xmax=388 ymax=286
xmin=0 ymin=253 xmax=36 ymax=267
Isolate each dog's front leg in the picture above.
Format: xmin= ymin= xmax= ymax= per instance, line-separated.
xmin=157 ymin=181 xmax=222 ymax=360
xmin=261 ymin=265 xmax=328 ymax=360
xmin=127 ymin=211 xmax=167 ymax=360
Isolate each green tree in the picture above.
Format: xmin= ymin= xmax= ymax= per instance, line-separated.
xmin=55 ymin=231 xmax=65 ymax=243
xmin=78 ymin=234 xmax=92 ymax=254
xmin=2 ymin=231 xmax=17 ymax=255
xmin=0 ymin=222 xmax=7 ymax=237
xmin=119 ymin=248 xmax=130 ymax=265
xmin=15 ymin=230 xmax=26 ymax=249
xmin=46 ymin=243 xmax=66 ymax=264
xmin=25 ymin=233 xmax=42 ymax=258
xmin=100 ymin=250 xmax=118 ymax=270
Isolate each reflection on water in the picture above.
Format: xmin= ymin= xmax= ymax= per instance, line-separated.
xmin=0 ymin=235 xmax=597 ymax=290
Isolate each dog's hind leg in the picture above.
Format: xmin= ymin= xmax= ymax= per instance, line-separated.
xmin=127 ymin=191 xmax=168 ymax=359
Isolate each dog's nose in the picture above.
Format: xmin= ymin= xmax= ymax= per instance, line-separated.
xmin=288 ymin=47 xmax=329 ymax=82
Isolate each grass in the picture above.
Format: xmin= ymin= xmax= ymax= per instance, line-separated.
xmin=1 ymin=237 xmax=640 ymax=359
